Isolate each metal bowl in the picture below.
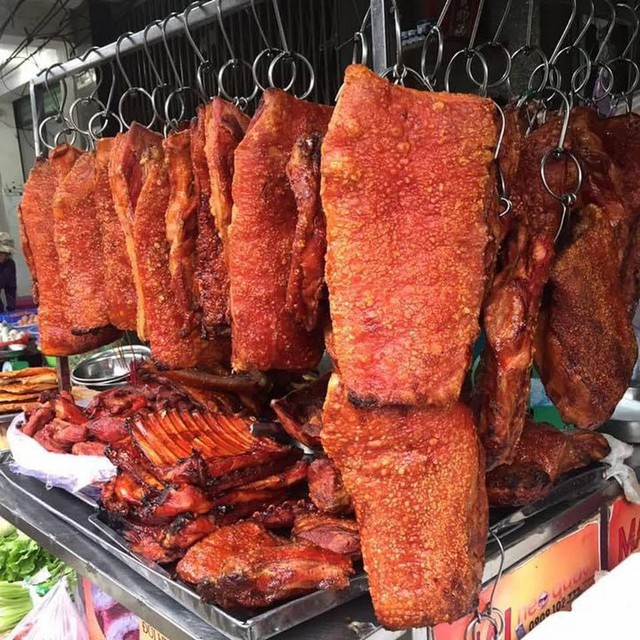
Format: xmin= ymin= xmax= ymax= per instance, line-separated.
xmin=72 ymin=346 xmax=150 ymax=383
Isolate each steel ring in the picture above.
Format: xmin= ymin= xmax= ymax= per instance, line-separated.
xmin=605 ymin=56 xmax=640 ymax=100
xmin=252 ymin=48 xmax=296 ymax=92
xmin=38 ymin=114 xmax=73 ymax=150
xmin=540 ymin=148 xmax=583 ymax=202
xmin=509 ymin=45 xmax=549 ymax=96
xmin=218 ymin=59 xmax=260 ymax=104
xmin=268 ymin=51 xmax=314 ymax=99
xmin=572 ymin=61 xmax=614 ymax=102
xmin=382 ymin=64 xmax=433 ymax=90
xmin=118 ymin=87 xmax=156 ymax=130
xmin=445 ymin=48 xmax=488 ymax=97
xmin=467 ymin=41 xmax=512 ymax=89
xmin=420 ymin=24 xmax=444 ymax=88
xmin=465 ymin=612 xmax=499 ymax=640
xmin=53 ymin=127 xmax=78 ymax=148
xmin=164 ymin=87 xmax=193 ymax=125
xmin=68 ymin=96 xmax=105 ymax=135
xmin=549 ymin=45 xmax=591 ymax=93
xmin=196 ymin=60 xmax=217 ymax=101
xmin=88 ymin=111 xmax=124 ymax=140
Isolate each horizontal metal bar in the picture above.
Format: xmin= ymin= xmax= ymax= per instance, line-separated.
xmin=32 ymin=0 xmax=256 ymax=86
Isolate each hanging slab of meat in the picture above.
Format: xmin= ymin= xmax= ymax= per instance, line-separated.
xmin=486 ymin=419 xmax=610 ymax=507
xmin=475 ymin=118 xmax=574 ymax=469
xmin=109 ymin=124 xmax=163 ymax=340
xmin=129 ymin=135 xmax=228 ymax=369
xmin=95 ymin=138 xmax=138 ymax=331
xmin=229 ymin=90 xmax=333 ymax=371
xmin=191 ymin=105 xmax=230 ymax=335
xmin=285 ymin=132 xmax=327 ymax=332
xmin=594 ymin=113 xmax=640 ymax=316
xmin=321 ymin=375 xmax=487 ymax=629
xmin=322 ymin=64 xmax=497 ymax=406
xmin=204 ymin=97 xmax=250 ymax=249
xmin=19 ymin=144 xmax=119 ymax=355
xmin=163 ymin=129 xmax=200 ymax=337
xmin=176 ymin=521 xmax=353 ymax=609
xmin=535 ymin=204 xmax=637 ymax=429
xmin=52 ymin=152 xmax=111 ymax=333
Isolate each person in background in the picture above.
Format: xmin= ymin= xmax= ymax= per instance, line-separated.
xmin=0 ymin=232 xmax=16 ymax=313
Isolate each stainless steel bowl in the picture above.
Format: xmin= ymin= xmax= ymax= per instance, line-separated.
xmin=72 ymin=346 xmax=150 ymax=383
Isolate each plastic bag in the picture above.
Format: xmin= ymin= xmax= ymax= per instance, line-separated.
xmin=7 ymin=578 xmax=89 ymax=640
xmin=7 ymin=413 xmax=116 ymax=494
xmin=601 ymin=434 xmax=640 ymax=505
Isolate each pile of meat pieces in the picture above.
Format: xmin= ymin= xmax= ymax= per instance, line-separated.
xmin=99 ymin=404 xmax=360 ymax=609
xmin=20 ymin=377 xmax=197 ymax=455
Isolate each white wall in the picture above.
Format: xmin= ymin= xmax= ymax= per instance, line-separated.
xmin=0 ymin=99 xmax=33 ymax=300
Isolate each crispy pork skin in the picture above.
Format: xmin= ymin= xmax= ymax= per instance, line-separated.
xmin=322 ymin=65 xmax=497 ymax=406
xmin=94 ymin=138 xmax=138 ymax=331
xmin=19 ymin=144 xmax=118 ymax=355
xmin=109 ymin=124 xmax=163 ymax=339
xmin=475 ymin=118 xmax=572 ymax=468
xmin=229 ymin=90 xmax=332 ymax=371
xmin=535 ymin=205 xmax=637 ymax=428
xmin=322 ymin=375 xmax=488 ymax=628
xmin=176 ymin=521 xmax=353 ymax=609
xmin=486 ymin=419 xmax=610 ymax=506
xmin=285 ymin=132 xmax=327 ymax=332
xmin=52 ymin=152 xmax=111 ymax=333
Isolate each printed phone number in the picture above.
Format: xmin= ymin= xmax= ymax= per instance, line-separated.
xmin=527 ymin=588 xmax=582 ymax=632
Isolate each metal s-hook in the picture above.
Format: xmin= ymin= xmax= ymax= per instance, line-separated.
xmin=382 ymin=1 xmax=432 ymax=89
xmin=183 ymin=1 xmax=217 ymax=101
xmin=420 ymin=0 xmax=453 ymax=87
xmin=250 ymin=0 xmax=296 ymax=93
xmin=216 ymin=0 xmax=259 ymax=108
xmin=266 ymin=0 xmax=315 ymax=98
xmin=88 ymin=59 xmax=124 ymax=141
xmin=493 ymin=104 xmax=513 ymax=219
xmin=39 ymin=63 xmax=77 ymax=150
xmin=550 ymin=0 xmax=578 ymax=63
xmin=68 ymin=47 xmax=107 ymax=138
xmin=115 ymin=32 xmax=156 ymax=130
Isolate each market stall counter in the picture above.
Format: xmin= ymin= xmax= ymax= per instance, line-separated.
xmin=0 ymin=446 xmax=636 ymax=640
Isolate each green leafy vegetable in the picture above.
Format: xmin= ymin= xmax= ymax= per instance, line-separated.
xmin=0 ymin=581 xmax=32 ymax=632
xmin=0 ymin=517 xmax=15 ymax=538
xmin=0 ymin=531 xmax=62 ymax=583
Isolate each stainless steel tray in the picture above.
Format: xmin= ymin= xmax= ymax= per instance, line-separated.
xmin=0 ymin=461 xmax=368 ymax=640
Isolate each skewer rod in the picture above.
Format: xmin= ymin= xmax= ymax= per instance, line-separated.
xmin=370 ymin=0 xmax=390 ymax=73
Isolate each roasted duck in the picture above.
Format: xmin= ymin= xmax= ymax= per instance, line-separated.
xmin=229 ymin=89 xmax=332 ymax=371
xmin=19 ymin=144 xmax=118 ymax=355
xmin=486 ymin=418 xmax=610 ymax=506
xmin=176 ymin=521 xmax=353 ymax=609
xmin=322 ymin=376 xmax=487 ymax=629
xmin=322 ymin=64 xmax=497 ymax=407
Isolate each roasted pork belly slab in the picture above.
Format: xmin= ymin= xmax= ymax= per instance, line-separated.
xmin=486 ymin=419 xmax=610 ymax=507
xmin=191 ymin=105 xmax=230 ymax=335
xmin=53 ymin=152 xmax=111 ymax=333
xmin=19 ymin=144 xmax=118 ymax=355
xmin=285 ymin=132 xmax=327 ymax=332
xmin=475 ymin=118 xmax=572 ymax=468
xmin=292 ymin=513 xmax=360 ymax=558
xmin=535 ymin=205 xmax=637 ymax=428
xmin=307 ymin=458 xmax=352 ymax=515
xmin=229 ymin=90 xmax=332 ymax=371
xmin=321 ymin=375 xmax=487 ymax=629
xmin=321 ymin=65 xmax=497 ymax=406
xmin=176 ymin=521 xmax=353 ymax=609
xmin=95 ymin=138 xmax=138 ymax=331
xmin=127 ymin=131 xmax=228 ymax=369
xmin=109 ymin=124 xmax=163 ymax=339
